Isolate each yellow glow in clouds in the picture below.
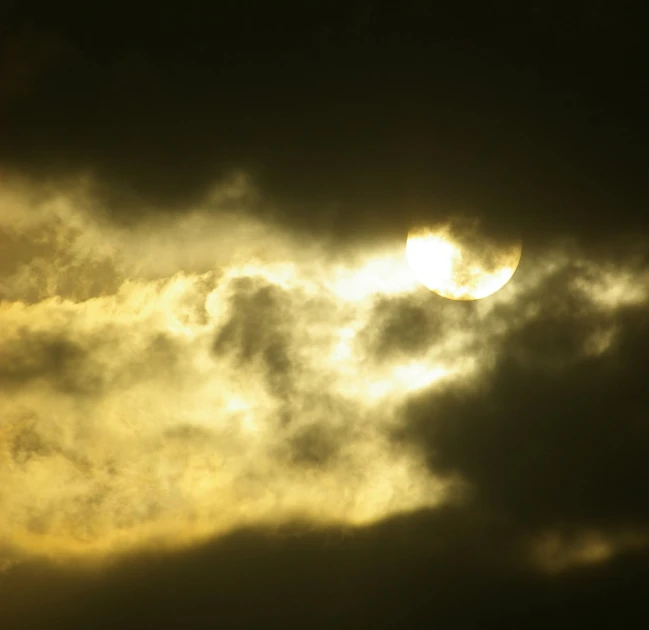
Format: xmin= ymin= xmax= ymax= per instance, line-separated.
xmin=2 ymin=176 xmax=642 ymax=568
xmin=406 ymin=219 xmax=522 ymax=300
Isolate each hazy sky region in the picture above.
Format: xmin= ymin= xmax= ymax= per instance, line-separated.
xmin=1 ymin=3 xmax=648 ymax=628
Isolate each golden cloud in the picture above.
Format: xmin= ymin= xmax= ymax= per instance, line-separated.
xmin=1 ymin=173 xmax=647 ymax=565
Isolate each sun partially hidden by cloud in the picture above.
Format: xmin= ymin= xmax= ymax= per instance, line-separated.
xmin=406 ymin=221 xmax=522 ymax=300
xmin=0 ymin=173 xmax=647 ymax=566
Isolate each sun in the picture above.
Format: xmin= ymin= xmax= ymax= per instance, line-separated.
xmin=405 ymin=219 xmax=522 ymax=300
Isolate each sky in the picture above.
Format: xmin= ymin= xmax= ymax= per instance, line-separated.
xmin=1 ymin=2 xmax=648 ymax=628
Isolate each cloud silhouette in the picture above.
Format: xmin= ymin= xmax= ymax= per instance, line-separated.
xmin=3 ymin=507 xmax=649 ymax=629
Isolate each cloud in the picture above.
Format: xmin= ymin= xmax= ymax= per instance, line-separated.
xmin=1 ymin=4 xmax=645 ymax=257
xmin=0 ymin=177 xmax=457 ymax=562
xmin=3 ymin=507 xmax=649 ymax=629
xmin=399 ymin=272 xmax=649 ymax=534
xmin=0 ymin=172 xmax=648 ymax=580
xmin=0 ymin=332 xmax=96 ymax=394
xmin=1 ymin=7 xmax=648 ymax=626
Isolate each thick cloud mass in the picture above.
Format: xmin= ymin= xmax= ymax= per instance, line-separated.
xmin=1 ymin=175 xmax=648 ymax=567
xmin=1 ymin=3 xmax=648 ymax=627
xmin=0 ymin=178 xmax=455 ymax=559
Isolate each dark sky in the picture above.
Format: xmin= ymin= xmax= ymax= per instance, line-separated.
xmin=1 ymin=2 xmax=649 ymax=628
xmin=1 ymin=1 xmax=646 ymax=241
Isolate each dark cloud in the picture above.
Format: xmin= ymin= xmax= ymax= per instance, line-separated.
xmin=0 ymin=332 xmax=100 ymax=394
xmin=0 ymin=326 xmax=192 ymax=399
xmin=213 ymin=277 xmax=298 ymax=398
xmin=399 ymin=298 xmax=649 ymax=531
xmin=0 ymin=2 xmax=645 ymax=248
xmin=362 ymin=294 xmax=442 ymax=360
xmin=3 ymin=507 xmax=649 ymax=629
xmin=211 ymin=277 xmax=363 ymax=469
xmin=279 ymin=390 xmax=367 ymax=470
xmin=285 ymin=413 xmax=344 ymax=469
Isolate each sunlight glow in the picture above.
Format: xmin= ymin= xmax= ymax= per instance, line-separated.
xmin=406 ymin=224 xmax=522 ymax=300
